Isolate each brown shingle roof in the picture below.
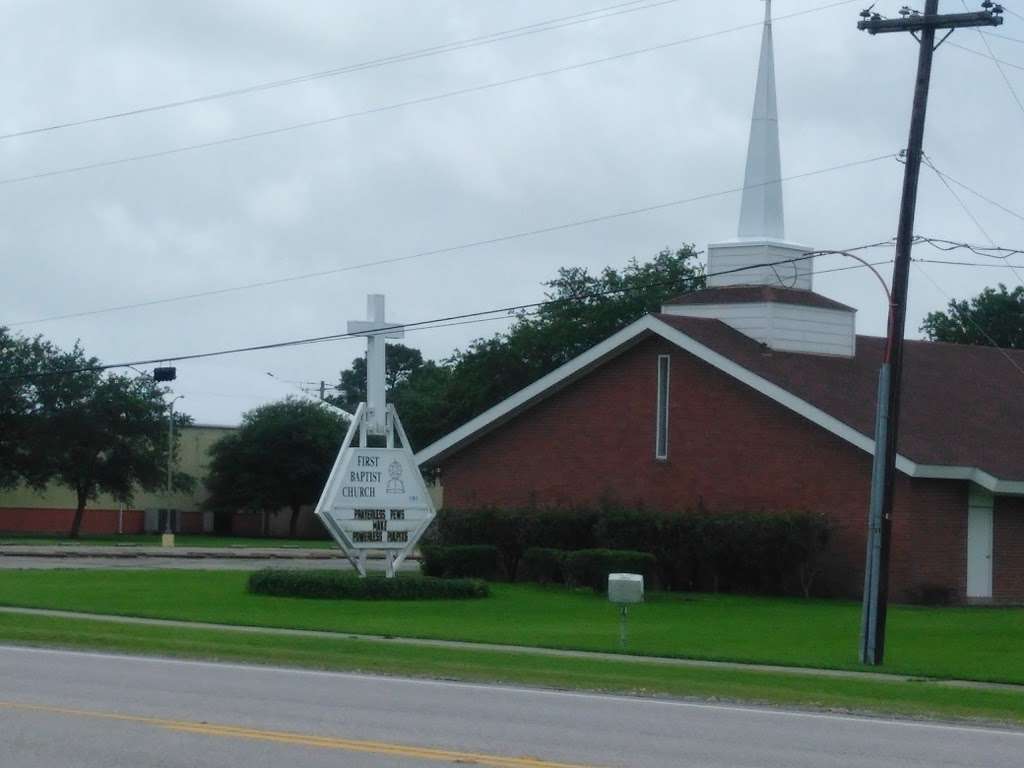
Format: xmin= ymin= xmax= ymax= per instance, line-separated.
xmin=655 ymin=314 xmax=1024 ymax=480
xmin=664 ymin=286 xmax=855 ymax=312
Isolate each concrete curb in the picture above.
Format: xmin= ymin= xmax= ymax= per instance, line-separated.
xmin=0 ymin=605 xmax=1019 ymax=694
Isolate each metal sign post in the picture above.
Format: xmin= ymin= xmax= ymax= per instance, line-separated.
xmin=608 ymin=573 xmax=644 ymax=651
xmin=314 ymin=295 xmax=435 ymax=576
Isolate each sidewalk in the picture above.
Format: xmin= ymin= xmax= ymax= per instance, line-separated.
xmin=0 ymin=544 xmax=343 ymax=560
xmin=0 ymin=544 xmax=416 ymax=560
xmin=0 ymin=604 xmax=1020 ymax=693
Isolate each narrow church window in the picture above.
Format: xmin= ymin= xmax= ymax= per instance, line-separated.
xmin=656 ymin=355 xmax=670 ymax=460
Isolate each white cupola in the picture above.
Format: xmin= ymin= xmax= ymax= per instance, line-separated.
xmin=664 ymin=0 xmax=856 ymax=357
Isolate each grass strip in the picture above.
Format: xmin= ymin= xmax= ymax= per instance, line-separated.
xmin=0 ymin=570 xmax=1021 ymax=685
xmin=0 ymin=612 xmax=1021 ymax=726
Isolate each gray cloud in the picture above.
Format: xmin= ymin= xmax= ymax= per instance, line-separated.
xmin=1 ymin=0 xmax=1021 ymax=427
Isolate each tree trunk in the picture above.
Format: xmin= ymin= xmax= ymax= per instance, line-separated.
xmin=70 ymin=490 xmax=87 ymax=539
xmin=289 ymin=505 xmax=301 ymax=539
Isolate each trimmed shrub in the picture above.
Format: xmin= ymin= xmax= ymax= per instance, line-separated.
xmin=520 ymin=547 xmax=567 ymax=584
xmin=419 ymin=545 xmax=499 ymax=580
xmin=689 ymin=512 xmax=831 ymax=596
xmin=247 ymin=569 xmax=488 ymax=600
xmin=564 ymin=549 xmax=656 ymax=592
xmin=435 ymin=506 xmax=832 ymax=597
xmin=433 ymin=507 xmax=600 ymax=580
xmin=593 ymin=508 xmax=697 ymax=591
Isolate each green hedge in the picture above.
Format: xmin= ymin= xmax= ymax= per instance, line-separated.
xmin=247 ymin=570 xmax=489 ymax=600
xmin=433 ymin=507 xmax=600 ymax=580
xmin=433 ymin=506 xmax=831 ymax=597
xmin=420 ymin=545 xmax=499 ymax=580
xmin=520 ymin=547 xmax=567 ymax=584
xmin=564 ymin=549 xmax=657 ymax=592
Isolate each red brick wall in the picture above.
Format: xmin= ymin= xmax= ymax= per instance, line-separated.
xmin=177 ymin=511 xmax=206 ymax=534
xmin=889 ymin=479 xmax=967 ymax=603
xmin=995 ymin=496 xmax=1024 ymax=602
xmin=0 ymin=507 xmax=145 ymax=535
xmin=439 ymin=336 xmax=977 ymax=601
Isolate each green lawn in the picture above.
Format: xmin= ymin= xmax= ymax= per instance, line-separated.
xmin=1 ymin=610 xmax=1021 ymax=725
xmin=0 ymin=533 xmax=333 ymax=548
xmin=0 ymin=569 xmax=1021 ymax=685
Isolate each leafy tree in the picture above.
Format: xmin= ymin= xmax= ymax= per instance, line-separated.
xmin=27 ymin=341 xmax=191 ymax=538
xmin=335 ymin=246 xmax=701 ymax=448
xmin=0 ymin=328 xmax=46 ymax=489
xmin=204 ymin=398 xmax=348 ymax=537
xmin=921 ymin=283 xmax=1024 ymax=348
xmin=329 ymin=343 xmax=424 ymax=414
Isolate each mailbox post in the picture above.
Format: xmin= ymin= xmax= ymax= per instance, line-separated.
xmin=608 ymin=573 xmax=644 ymax=650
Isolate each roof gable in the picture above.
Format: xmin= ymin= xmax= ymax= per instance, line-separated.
xmin=416 ymin=314 xmax=1024 ymax=494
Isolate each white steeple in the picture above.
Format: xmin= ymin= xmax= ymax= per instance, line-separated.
xmin=737 ymin=0 xmax=784 ymax=240
xmin=705 ymin=0 xmax=813 ymax=292
xmin=668 ymin=2 xmax=857 ymax=357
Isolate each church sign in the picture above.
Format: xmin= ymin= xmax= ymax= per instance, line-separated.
xmin=313 ymin=294 xmax=435 ymax=576
xmin=317 ymin=446 xmax=434 ymax=551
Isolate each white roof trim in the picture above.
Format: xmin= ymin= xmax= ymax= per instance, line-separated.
xmin=415 ymin=315 xmax=1024 ymax=495
xmin=415 ymin=317 xmax=658 ymax=466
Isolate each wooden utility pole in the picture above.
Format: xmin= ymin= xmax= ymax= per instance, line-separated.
xmin=857 ymin=1 xmax=1003 ymax=666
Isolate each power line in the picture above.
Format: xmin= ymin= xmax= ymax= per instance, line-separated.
xmin=922 ymin=155 xmax=998 ymax=248
xmin=961 ymin=0 xmax=1024 ymax=119
xmin=912 ymin=260 xmax=1024 ymax=379
xmin=0 ymin=240 xmax=894 ymax=382
xmin=921 ymin=163 xmax=1024 ymax=224
xmin=292 ymin=258 xmax=896 ymax=396
xmin=985 ymin=31 xmax=1024 ymax=44
xmin=915 ymin=236 xmax=1024 ymax=258
xmin=1001 ymin=4 xmax=1024 ymax=22
xmin=920 ymin=153 xmax=1024 ymax=287
xmin=947 ymin=40 xmax=1024 ymax=71
xmin=0 ymin=0 xmax=862 ymax=188
xmin=915 ymin=257 xmax=1024 ymax=267
xmin=2 ymin=152 xmax=896 ymax=328
xmin=0 ymin=0 xmax=684 ymax=141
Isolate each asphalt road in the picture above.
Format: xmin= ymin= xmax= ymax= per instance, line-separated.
xmin=0 ymin=646 xmax=1021 ymax=768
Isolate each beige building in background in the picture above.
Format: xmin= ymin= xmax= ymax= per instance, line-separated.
xmin=0 ymin=424 xmax=235 ymax=535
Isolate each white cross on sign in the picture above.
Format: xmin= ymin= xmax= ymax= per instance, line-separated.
xmin=347 ymin=294 xmax=404 ymax=435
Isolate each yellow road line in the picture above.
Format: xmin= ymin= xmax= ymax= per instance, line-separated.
xmin=0 ymin=699 xmax=598 ymax=768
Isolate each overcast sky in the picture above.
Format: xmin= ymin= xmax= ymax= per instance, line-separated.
xmin=1 ymin=0 xmax=1021 ymax=426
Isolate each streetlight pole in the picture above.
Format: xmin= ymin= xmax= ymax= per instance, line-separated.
xmin=166 ymin=395 xmax=184 ymax=534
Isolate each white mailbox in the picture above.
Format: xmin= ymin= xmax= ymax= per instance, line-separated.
xmin=608 ymin=573 xmax=644 ymax=604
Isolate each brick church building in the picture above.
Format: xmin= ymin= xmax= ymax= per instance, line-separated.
xmin=416 ymin=7 xmax=1024 ymax=603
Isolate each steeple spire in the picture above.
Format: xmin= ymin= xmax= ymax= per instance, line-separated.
xmin=737 ymin=0 xmax=784 ymax=240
